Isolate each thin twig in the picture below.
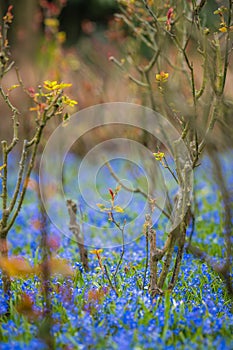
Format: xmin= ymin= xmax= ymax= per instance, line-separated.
xmin=104 ymin=265 xmax=119 ymax=297
xmin=105 ymin=161 xmax=170 ymax=219
xmin=66 ymin=199 xmax=89 ymax=272
xmin=142 ymin=228 xmax=149 ymax=291
xmin=163 ymin=157 xmax=178 ymax=184
xmin=111 ymin=213 xmax=126 ymax=287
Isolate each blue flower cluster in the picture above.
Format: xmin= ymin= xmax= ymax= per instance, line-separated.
xmin=0 ymin=152 xmax=232 ymax=349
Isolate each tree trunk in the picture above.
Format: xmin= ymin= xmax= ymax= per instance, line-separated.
xmin=0 ymin=236 xmax=11 ymax=315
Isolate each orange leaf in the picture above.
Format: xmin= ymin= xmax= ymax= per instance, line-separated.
xmin=37 ymin=257 xmax=74 ymax=277
xmin=50 ymin=258 xmax=74 ymax=277
xmin=0 ymin=256 xmax=34 ymax=277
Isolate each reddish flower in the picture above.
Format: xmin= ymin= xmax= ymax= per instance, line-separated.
xmin=166 ymin=7 xmax=174 ymax=31
xmin=109 ymin=188 xmax=115 ymax=200
xmin=47 ymin=235 xmax=60 ymax=251
xmin=3 ymin=5 xmax=14 ymax=24
xmin=28 ymin=87 xmax=36 ymax=98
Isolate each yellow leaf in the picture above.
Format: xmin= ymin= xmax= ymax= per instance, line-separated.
xmin=8 ymin=84 xmax=20 ymax=92
xmin=115 ymin=185 xmax=122 ymax=194
xmin=62 ymin=95 xmax=78 ymax=107
xmin=219 ymin=26 xmax=227 ymax=33
xmin=96 ymin=204 xmax=111 ymax=212
xmin=153 ymin=151 xmax=165 ymax=161
xmin=155 ymin=71 xmax=169 ymax=82
xmin=44 ymin=18 xmax=59 ymax=28
xmin=57 ymin=31 xmax=66 ymax=44
xmin=44 ymin=80 xmax=72 ymax=91
xmin=113 ymin=205 xmax=124 ymax=213
xmin=90 ymin=249 xmax=103 ymax=255
xmin=96 ymin=203 xmax=105 ymax=210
